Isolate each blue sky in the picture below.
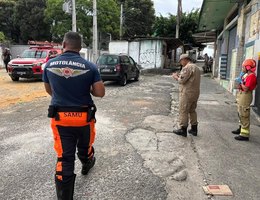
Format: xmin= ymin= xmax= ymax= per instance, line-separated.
xmin=153 ymin=0 xmax=203 ymax=16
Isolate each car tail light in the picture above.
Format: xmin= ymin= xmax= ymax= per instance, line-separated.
xmin=115 ymin=64 xmax=121 ymax=71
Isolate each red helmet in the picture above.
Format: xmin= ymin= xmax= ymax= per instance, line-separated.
xmin=242 ymin=58 xmax=256 ymax=72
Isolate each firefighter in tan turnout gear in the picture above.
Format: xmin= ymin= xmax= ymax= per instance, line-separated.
xmin=232 ymin=58 xmax=257 ymax=141
xmin=172 ymin=54 xmax=201 ymax=137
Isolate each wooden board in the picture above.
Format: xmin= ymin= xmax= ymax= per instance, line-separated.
xmin=202 ymin=185 xmax=233 ymax=196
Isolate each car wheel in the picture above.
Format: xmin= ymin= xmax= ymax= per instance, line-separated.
xmin=11 ymin=76 xmax=19 ymax=81
xmin=119 ymin=74 xmax=127 ymax=86
xmin=134 ymin=72 xmax=139 ymax=81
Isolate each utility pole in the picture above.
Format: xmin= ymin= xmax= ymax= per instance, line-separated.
xmin=93 ymin=0 xmax=98 ymax=62
xmin=119 ymin=4 xmax=123 ymax=40
xmin=176 ymin=0 xmax=182 ymax=39
xmin=72 ymin=0 xmax=76 ymax=32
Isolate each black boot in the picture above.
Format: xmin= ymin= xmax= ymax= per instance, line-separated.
xmin=232 ymin=126 xmax=241 ymax=135
xmin=234 ymin=135 xmax=249 ymax=141
xmin=56 ymin=174 xmax=76 ymax=200
xmin=81 ymin=157 xmax=96 ymax=175
xmin=188 ymin=125 xmax=198 ymax=136
xmin=173 ymin=127 xmax=187 ymax=137
xmin=77 ymin=148 xmax=96 ymax=176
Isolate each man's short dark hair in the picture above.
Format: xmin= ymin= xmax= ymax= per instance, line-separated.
xmin=63 ymin=32 xmax=82 ymax=50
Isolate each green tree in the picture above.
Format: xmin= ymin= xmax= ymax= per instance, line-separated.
xmin=14 ymin=0 xmax=51 ymax=43
xmin=0 ymin=1 xmax=19 ymax=43
xmin=179 ymin=9 xmax=200 ymax=44
xmin=45 ymin=0 xmax=120 ymax=46
xmin=97 ymin=0 xmax=120 ymax=40
xmin=121 ymin=0 xmax=155 ymax=38
xmin=153 ymin=14 xmax=176 ymax=37
xmin=45 ymin=0 xmax=74 ymax=43
xmin=153 ymin=9 xmax=200 ymax=45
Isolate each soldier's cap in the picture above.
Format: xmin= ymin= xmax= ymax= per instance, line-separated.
xmin=179 ymin=54 xmax=191 ymax=62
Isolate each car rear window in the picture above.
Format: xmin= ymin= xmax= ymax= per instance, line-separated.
xmin=97 ymin=55 xmax=119 ymax=65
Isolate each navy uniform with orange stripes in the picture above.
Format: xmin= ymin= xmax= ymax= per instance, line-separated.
xmin=43 ymin=32 xmax=105 ymax=200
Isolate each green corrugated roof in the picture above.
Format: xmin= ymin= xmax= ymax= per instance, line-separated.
xmin=198 ymin=0 xmax=237 ymax=31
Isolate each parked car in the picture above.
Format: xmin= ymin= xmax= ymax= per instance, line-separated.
xmin=7 ymin=41 xmax=61 ymax=81
xmin=96 ymin=54 xmax=140 ymax=86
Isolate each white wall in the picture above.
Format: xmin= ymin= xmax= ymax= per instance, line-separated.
xmin=139 ymin=40 xmax=165 ymax=69
xmin=109 ymin=41 xmax=129 ymax=54
xmin=80 ymin=48 xmax=108 ymax=63
xmin=108 ymin=40 xmax=165 ymax=69
xmin=129 ymin=42 xmax=140 ymax=63
xmin=139 ymin=40 xmax=164 ymax=69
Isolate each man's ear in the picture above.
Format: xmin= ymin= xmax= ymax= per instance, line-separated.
xmin=62 ymin=41 xmax=66 ymax=49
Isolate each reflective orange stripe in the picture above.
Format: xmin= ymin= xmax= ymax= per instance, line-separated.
xmin=56 ymin=161 xmax=63 ymax=180
xmin=51 ymin=123 xmax=63 ymax=157
xmin=52 ymin=112 xmax=89 ymax=127
xmin=89 ymin=120 xmax=96 ymax=145
xmin=88 ymin=120 xmax=96 ymax=157
xmin=56 ymin=161 xmax=62 ymax=172
xmin=56 ymin=175 xmax=62 ymax=181
xmin=51 ymin=122 xmax=63 ymax=180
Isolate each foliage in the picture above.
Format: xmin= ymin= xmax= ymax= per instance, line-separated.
xmin=153 ymin=14 xmax=176 ymax=37
xmin=45 ymin=0 xmax=76 ymax=43
xmin=97 ymin=0 xmax=120 ymax=41
xmin=121 ymin=0 xmax=155 ymax=38
xmin=45 ymin=0 xmax=120 ymax=47
xmin=0 ymin=0 xmax=199 ymax=47
xmin=153 ymin=9 xmax=200 ymax=45
xmin=179 ymin=9 xmax=200 ymax=44
xmin=13 ymin=0 xmax=51 ymax=43
xmin=0 ymin=1 xmax=18 ymax=42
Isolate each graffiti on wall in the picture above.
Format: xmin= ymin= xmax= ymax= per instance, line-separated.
xmin=139 ymin=49 xmax=160 ymax=65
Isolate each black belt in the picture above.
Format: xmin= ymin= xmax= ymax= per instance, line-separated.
xmin=48 ymin=105 xmax=96 ymax=122
xmin=55 ymin=106 xmax=90 ymax=112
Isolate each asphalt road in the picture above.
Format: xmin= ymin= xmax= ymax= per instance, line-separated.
xmin=0 ymin=75 xmax=172 ymax=200
xmin=0 ymin=72 xmax=260 ymax=200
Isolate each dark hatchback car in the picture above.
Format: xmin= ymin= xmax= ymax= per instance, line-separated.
xmin=96 ymin=54 xmax=140 ymax=86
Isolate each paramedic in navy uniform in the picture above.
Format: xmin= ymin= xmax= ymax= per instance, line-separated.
xmin=43 ymin=31 xmax=105 ymax=200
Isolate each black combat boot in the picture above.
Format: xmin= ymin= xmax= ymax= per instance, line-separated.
xmin=188 ymin=125 xmax=198 ymax=136
xmin=81 ymin=157 xmax=96 ymax=175
xmin=55 ymin=174 xmax=76 ymax=200
xmin=232 ymin=126 xmax=241 ymax=135
xmin=173 ymin=127 xmax=187 ymax=137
